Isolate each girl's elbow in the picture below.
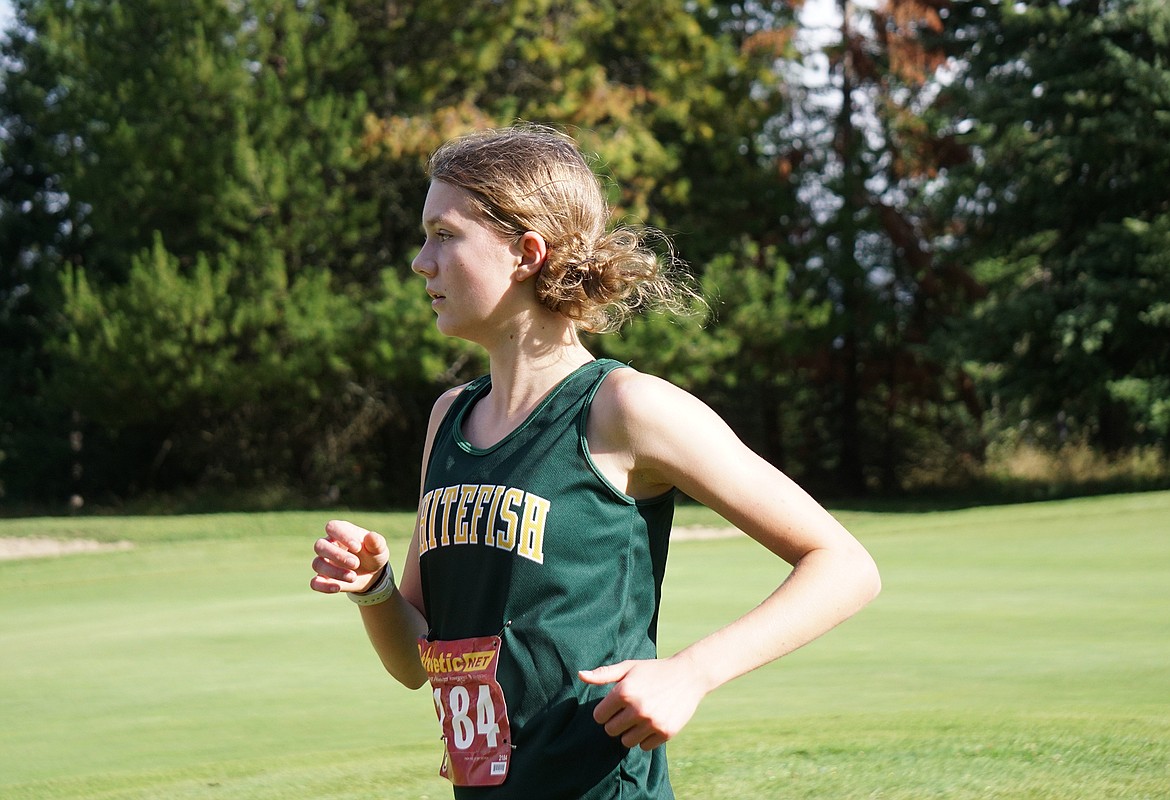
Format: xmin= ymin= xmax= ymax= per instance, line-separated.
xmin=866 ymin=566 xmax=882 ymax=603
xmin=402 ymin=673 xmax=429 ymax=691
xmin=393 ymin=664 xmax=430 ymax=692
xmin=833 ymin=539 xmax=880 ymax=605
xmin=383 ymin=658 xmax=429 ymax=690
xmin=858 ymin=550 xmax=882 ymax=603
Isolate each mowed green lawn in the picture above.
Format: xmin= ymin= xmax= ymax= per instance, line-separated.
xmin=2 ymin=492 xmax=1168 ymax=799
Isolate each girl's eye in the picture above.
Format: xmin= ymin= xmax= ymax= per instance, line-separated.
xmin=436 ymin=232 xmax=453 ymax=242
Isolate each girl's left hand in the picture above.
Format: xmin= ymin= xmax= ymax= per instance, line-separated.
xmin=579 ymin=655 xmax=710 ymax=750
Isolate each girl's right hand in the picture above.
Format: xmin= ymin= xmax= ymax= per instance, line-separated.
xmin=310 ymin=519 xmax=391 ymax=594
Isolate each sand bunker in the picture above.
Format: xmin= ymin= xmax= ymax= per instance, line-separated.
xmin=0 ymin=537 xmax=133 ymax=561
xmin=671 ymin=526 xmax=740 ymax=541
xmin=0 ymin=527 xmax=732 ymax=561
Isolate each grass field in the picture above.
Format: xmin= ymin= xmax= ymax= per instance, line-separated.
xmin=2 ymin=492 xmax=1168 ymax=799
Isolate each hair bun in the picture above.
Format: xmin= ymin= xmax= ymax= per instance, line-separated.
xmin=428 ymin=124 xmax=701 ymax=332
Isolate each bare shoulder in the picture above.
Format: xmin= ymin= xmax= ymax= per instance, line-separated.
xmin=594 ymin=365 xmax=780 ymax=496
xmin=593 ymin=367 xmax=707 ymax=438
xmin=429 ymin=383 xmax=468 ymax=425
xmin=595 ymin=366 xmax=710 ymax=417
xmin=592 ymin=366 xmax=734 ymax=471
xmin=597 ymin=366 xmax=859 ymax=564
xmin=421 ymin=383 xmax=471 ymax=459
xmin=438 ymin=382 xmax=471 ymax=405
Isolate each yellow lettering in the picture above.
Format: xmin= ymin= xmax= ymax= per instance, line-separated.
xmin=469 ymin=484 xmax=494 ymax=545
xmin=418 ymin=483 xmax=552 ymax=566
xmin=416 ymin=490 xmax=434 ymax=556
xmin=484 ymin=485 xmax=506 ymax=547
xmin=464 ymin=650 xmax=495 ymax=671
xmin=425 ymin=488 xmax=442 ymax=552
xmin=438 ymin=486 xmax=460 ymax=546
xmin=517 ymin=493 xmax=549 ymax=564
xmin=496 ymin=488 xmax=524 ymax=551
xmin=418 ymin=645 xmax=497 ymax=677
xmin=454 ymin=485 xmax=477 ymax=545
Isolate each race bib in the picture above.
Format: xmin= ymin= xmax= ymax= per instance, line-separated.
xmin=418 ymin=634 xmax=512 ymax=786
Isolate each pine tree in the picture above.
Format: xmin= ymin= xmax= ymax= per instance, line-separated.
xmin=758 ymin=0 xmax=981 ymax=493
xmin=0 ymin=0 xmax=442 ymax=506
xmin=1 ymin=0 xmax=796 ymax=506
xmin=939 ymin=0 xmax=1170 ymax=452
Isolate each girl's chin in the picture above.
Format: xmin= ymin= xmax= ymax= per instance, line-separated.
xmin=434 ymin=314 xmax=467 ymax=338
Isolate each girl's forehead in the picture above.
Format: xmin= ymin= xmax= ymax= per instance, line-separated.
xmin=422 ymin=180 xmax=477 ymax=223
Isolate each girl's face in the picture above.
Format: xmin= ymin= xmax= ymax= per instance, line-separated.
xmin=412 ymin=180 xmax=526 ymax=341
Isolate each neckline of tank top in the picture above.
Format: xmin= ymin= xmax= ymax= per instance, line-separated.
xmin=454 ymin=359 xmax=615 ymax=455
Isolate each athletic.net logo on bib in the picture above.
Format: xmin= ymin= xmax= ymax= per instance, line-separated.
xmin=419 ymin=634 xmax=512 ymax=786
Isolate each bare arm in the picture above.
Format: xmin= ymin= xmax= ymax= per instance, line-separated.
xmin=312 ymin=519 xmax=430 ymax=688
xmin=580 ymin=369 xmax=881 ymax=749
xmin=310 ymin=387 xmax=464 ymax=690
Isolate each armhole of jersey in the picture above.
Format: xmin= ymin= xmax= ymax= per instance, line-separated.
xmin=579 ymin=363 xmax=676 ymax=508
xmin=422 ymin=380 xmax=480 ymax=485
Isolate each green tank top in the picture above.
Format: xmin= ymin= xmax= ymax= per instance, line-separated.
xmin=419 ymin=359 xmax=676 ymax=800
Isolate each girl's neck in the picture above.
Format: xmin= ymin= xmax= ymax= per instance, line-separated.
xmin=478 ymin=313 xmax=595 ymax=423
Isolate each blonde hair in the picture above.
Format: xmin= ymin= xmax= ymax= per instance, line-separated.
xmin=426 ymin=124 xmax=696 ymax=333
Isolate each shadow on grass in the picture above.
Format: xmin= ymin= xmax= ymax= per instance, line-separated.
xmin=6 ymin=469 xmax=1170 ymax=520
xmin=823 ymin=476 xmax=1170 ymax=513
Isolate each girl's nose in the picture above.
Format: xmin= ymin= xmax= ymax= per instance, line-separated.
xmin=411 ymin=244 xmax=435 ymax=277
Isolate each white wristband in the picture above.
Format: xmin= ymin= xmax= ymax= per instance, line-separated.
xmin=348 ymin=564 xmax=396 ymax=606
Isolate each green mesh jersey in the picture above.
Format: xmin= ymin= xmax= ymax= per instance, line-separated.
xmin=418 ymin=359 xmax=676 ymax=800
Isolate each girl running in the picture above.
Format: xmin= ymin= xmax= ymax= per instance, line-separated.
xmin=311 ymin=124 xmax=880 ymax=799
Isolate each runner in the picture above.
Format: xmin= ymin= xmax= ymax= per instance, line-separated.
xmin=311 ymin=124 xmax=881 ymax=799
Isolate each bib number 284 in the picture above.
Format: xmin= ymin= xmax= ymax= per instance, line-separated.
xmin=419 ymin=634 xmax=512 ymax=786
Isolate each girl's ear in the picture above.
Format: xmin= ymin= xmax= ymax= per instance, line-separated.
xmin=513 ymin=231 xmax=548 ymax=281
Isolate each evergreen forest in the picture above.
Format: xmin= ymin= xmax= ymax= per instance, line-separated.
xmin=2 ymin=0 xmax=1168 ymax=512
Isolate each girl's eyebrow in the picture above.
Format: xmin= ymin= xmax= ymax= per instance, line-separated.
xmin=422 ymin=214 xmax=453 ymax=232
